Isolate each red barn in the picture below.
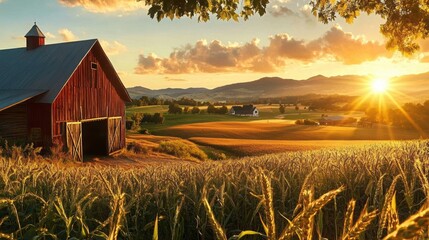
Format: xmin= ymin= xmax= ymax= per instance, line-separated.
xmin=0 ymin=24 xmax=131 ymax=161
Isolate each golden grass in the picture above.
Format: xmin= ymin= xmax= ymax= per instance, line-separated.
xmin=158 ymin=121 xmax=423 ymax=140
xmin=2 ymin=141 xmax=429 ymax=239
xmin=190 ymin=137 xmax=388 ymax=156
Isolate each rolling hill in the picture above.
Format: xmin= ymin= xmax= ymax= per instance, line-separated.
xmin=127 ymin=72 xmax=429 ymax=102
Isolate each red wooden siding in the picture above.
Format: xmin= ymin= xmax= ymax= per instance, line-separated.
xmin=27 ymin=103 xmax=51 ymax=145
xmin=0 ymin=103 xmax=28 ymax=140
xmin=52 ymin=48 xmax=125 ymax=147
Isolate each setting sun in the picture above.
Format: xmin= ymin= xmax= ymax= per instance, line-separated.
xmin=371 ymin=78 xmax=389 ymax=93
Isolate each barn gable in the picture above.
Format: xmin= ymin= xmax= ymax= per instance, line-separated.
xmin=0 ymin=39 xmax=130 ymax=108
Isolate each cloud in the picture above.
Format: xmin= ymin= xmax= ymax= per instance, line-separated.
xmin=100 ymin=40 xmax=127 ymax=56
xmin=299 ymin=4 xmax=316 ymax=24
xmin=58 ymin=28 xmax=78 ymax=42
xmin=270 ymin=5 xmax=298 ymax=17
xmin=269 ymin=3 xmax=315 ymax=24
xmin=58 ymin=0 xmax=144 ymax=13
xmin=11 ymin=36 xmax=25 ymax=41
xmin=45 ymin=32 xmax=56 ymax=39
xmin=312 ymin=25 xmax=392 ymax=64
xmin=164 ymin=77 xmax=187 ymax=82
xmin=135 ymin=26 xmax=391 ymax=74
xmin=117 ymin=71 xmax=129 ymax=80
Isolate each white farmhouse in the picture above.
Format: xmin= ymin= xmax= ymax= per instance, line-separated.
xmin=229 ymin=105 xmax=259 ymax=117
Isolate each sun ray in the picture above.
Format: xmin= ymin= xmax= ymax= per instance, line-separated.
xmin=385 ymin=93 xmax=426 ymax=137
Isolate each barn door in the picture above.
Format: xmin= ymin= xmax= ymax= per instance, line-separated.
xmin=108 ymin=117 xmax=122 ymax=154
xmin=66 ymin=122 xmax=83 ymax=162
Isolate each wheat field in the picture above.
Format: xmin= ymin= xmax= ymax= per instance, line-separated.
xmin=1 ymin=141 xmax=429 ymax=239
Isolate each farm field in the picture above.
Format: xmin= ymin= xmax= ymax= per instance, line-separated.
xmin=156 ymin=121 xmax=424 ymax=140
xmin=126 ymin=104 xmax=425 ymax=157
xmin=189 ymin=137 xmax=389 ymax=156
xmin=1 ymin=141 xmax=429 ymax=239
xmin=128 ymin=104 xmax=365 ymax=134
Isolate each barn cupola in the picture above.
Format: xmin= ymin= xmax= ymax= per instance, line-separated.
xmin=25 ymin=23 xmax=45 ymax=50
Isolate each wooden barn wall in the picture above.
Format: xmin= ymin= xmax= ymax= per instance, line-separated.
xmin=27 ymin=103 xmax=51 ymax=145
xmin=0 ymin=103 xmax=28 ymax=140
xmin=52 ymin=48 xmax=125 ymax=147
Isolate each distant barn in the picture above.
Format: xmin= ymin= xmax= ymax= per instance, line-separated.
xmin=0 ymin=24 xmax=131 ymax=161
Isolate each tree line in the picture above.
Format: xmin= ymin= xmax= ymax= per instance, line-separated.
xmin=168 ymin=103 xmax=228 ymax=114
xmin=369 ymin=100 xmax=429 ymax=129
xmin=127 ymin=96 xmax=219 ymax=107
xmin=126 ymin=112 xmax=164 ymax=131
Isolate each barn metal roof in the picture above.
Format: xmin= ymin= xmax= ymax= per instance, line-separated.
xmin=0 ymin=38 xmax=131 ymax=109
xmin=0 ymin=89 xmax=47 ymax=111
xmin=0 ymin=39 xmax=97 ymax=103
xmin=24 ymin=23 xmax=45 ymax=38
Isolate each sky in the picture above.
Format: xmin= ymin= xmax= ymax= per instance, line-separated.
xmin=1 ymin=0 xmax=429 ymax=90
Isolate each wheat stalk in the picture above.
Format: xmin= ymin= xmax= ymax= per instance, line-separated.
xmin=377 ymin=175 xmax=400 ymax=239
xmin=302 ymin=187 xmax=315 ymax=239
xmin=343 ymin=202 xmax=378 ymax=240
xmin=383 ymin=207 xmax=429 ymax=240
xmin=278 ymin=186 xmax=345 ymax=240
xmin=172 ymin=195 xmax=185 ymax=240
xmin=342 ymin=199 xmax=356 ymax=238
xmin=415 ymin=159 xmax=429 ymax=206
xmin=108 ymin=193 xmax=126 ymax=240
xmin=386 ymin=192 xmax=399 ymax=234
xmin=202 ymin=192 xmax=227 ymax=240
xmin=293 ymin=169 xmax=316 ymax=216
xmin=260 ymin=171 xmax=277 ymax=240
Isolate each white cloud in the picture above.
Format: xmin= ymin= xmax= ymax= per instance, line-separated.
xmin=58 ymin=28 xmax=78 ymax=42
xmin=100 ymin=40 xmax=127 ymax=56
xmin=45 ymin=32 xmax=56 ymax=39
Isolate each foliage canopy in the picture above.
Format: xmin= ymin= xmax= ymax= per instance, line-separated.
xmin=140 ymin=0 xmax=429 ymax=55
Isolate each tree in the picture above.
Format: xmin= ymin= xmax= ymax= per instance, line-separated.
xmin=309 ymin=1 xmax=429 ymax=55
xmin=183 ymin=106 xmax=190 ymax=114
xmin=191 ymin=106 xmax=201 ymax=114
xmin=152 ymin=113 xmax=165 ymax=124
xmin=130 ymin=113 xmax=143 ymax=126
xmin=168 ymin=103 xmax=182 ymax=114
xmin=207 ymin=104 xmax=216 ymax=114
xmin=216 ymin=105 xmax=228 ymax=114
xmin=366 ymin=107 xmax=378 ymax=122
xmin=141 ymin=113 xmax=153 ymax=123
xmin=279 ymin=104 xmax=285 ymax=114
xmin=141 ymin=0 xmax=429 ymax=55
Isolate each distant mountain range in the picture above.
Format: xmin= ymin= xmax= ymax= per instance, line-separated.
xmin=127 ymin=72 xmax=429 ymax=103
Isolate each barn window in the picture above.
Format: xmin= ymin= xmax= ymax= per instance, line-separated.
xmin=91 ymin=62 xmax=98 ymax=88
xmin=91 ymin=62 xmax=98 ymax=70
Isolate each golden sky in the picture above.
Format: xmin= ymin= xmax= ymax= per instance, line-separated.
xmin=1 ymin=0 xmax=429 ymax=89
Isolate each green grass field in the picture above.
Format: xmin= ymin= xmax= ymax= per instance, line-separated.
xmin=127 ymin=104 xmax=362 ymax=134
